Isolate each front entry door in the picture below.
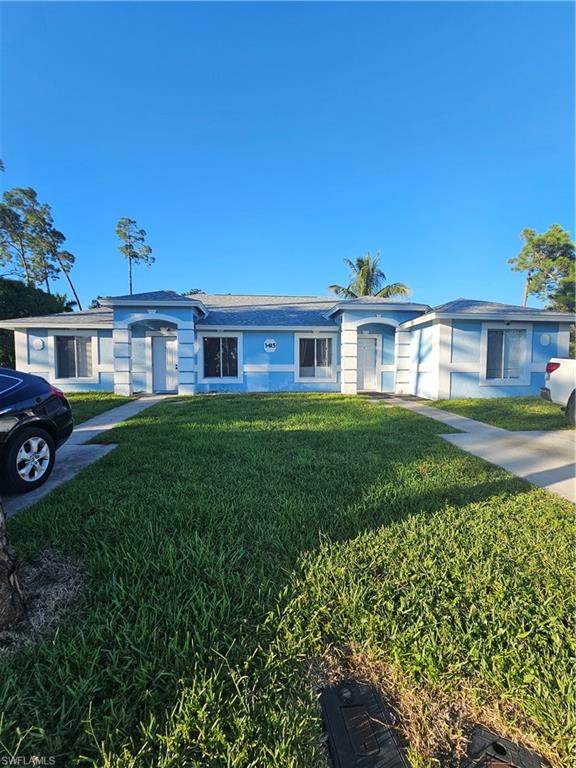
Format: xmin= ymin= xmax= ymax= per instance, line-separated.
xmin=357 ymin=336 xmax=378 ymax=391
xmin=152 ymin=336 xmax=178 ymax=393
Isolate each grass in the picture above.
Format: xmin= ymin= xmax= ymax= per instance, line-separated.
xmin=64 ymin=392 xmax=135 ymax=425
xmin=430 ymin=396 xmax=572 ymax=431
xmin=1 ymin=394 xmax=574 ymax=767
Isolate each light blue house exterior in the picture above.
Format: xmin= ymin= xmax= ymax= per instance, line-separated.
xmin=1 ymin=291 xmax=572 ymax=400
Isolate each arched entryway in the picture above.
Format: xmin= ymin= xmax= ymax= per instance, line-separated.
xmin=129 ymin=318 xmax=179 ymax=394
xmin=340 ymin=316 xmax=399 ymax=395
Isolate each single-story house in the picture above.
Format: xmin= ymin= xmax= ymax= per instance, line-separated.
xmin=0 ymin=291 xmax=572 ymax=399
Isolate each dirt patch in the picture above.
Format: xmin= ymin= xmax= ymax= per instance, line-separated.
xmin=307 ymin=648 xmax=557 ymax=768
xmin=0 ymin=548 xmax=84 ymax=654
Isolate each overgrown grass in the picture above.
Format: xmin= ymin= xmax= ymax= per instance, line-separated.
xmin=2 ymin=394 xmax=574 ymax=767
xmin=64 ymin=392 xmax=135 ymax=425
xmin=430 ymin=396 xmax=572 ymax=431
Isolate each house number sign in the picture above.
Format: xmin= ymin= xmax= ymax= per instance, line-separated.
xmin=264 ymin=339 xmax=277 ymax=353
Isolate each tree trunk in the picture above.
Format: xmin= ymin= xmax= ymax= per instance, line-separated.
xmin=129 ymin=256 xmax=133 ymax=295
xmin=16 ymin=235 xmax=31 ymax=286
xmin=60 ymin=266 xmax=83 ymax=311
xmin=522 ymin=278 xmax=528 ymax=307
xmin=0 ymin=497 xmax=26 ymax=632
xmin=521 ymin=270 xmax=533 ymax=307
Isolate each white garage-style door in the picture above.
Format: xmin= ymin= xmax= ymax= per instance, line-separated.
xmin=152 ymin=336 xmax=178 ymax=393
xmin=357 ymin=335 xmax=379 ymax=391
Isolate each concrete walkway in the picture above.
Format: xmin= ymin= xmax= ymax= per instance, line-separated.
xmin=4 ymin=395 xmax=167 ymax=517
xmin=67 ymin=394 xmax=168 ymax=445
xmin=374 ymin=397 xmax=576 ymax=503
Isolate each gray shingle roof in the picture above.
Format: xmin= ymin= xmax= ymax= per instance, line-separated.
xmin=197 ymin=294 xmax=337 ymax=326
xmin=432 ymin=298 xmax=569 ymax=315
xmin=0 ymin=307 xmax=113 ymax=329
xmin=0 ymin=294 xmax=339 ymax=329
xmin=335 ymin=296 xmax=415 ymax=305
xmin=100 ymin=290 xmax=199 ymax=303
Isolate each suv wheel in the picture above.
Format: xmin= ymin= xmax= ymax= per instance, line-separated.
xmin=2 ymin=427 xmax=56 ymax=493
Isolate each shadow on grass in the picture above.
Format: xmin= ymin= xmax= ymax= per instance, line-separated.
xmin=0 ymin=394 xmax=550 ymax=766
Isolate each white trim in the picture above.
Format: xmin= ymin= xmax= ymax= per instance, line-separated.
xmin=195 ymin=325 xmax=336 ymax=332
xmin=325 ymin=301 xmax=430 ymax=318
xmin=344 ymin=315 xmax=400 ymax=330
xmin=437 ymin=322 xmax=452 ymax=399
xmin=14 ymin=330 xmax=28 ymax=369
xmin=198 ymin=331 xmax=243 ymax=384
xmin=114 ymin=313 xmax=194 ymax=329
xmin=557 ymin=326 xmax=571 ymax=357
xmin=294 ymin=332 xmax=338 ymax=383
xmin=445 ymin=361 xmax=548 ymax=374
xmin=0 ymin=321 xmax=113 ymax=330
xmin=400 ymin=311 xmax=575 ymax=329
xmin=99 ymin=297 xmax=208 ymax=316
xmin=479 ymin=322 xmax=532 ymax=386
xmin=145 ymin=333 xmax=153 ymax=393
xmin=243 ymin=364 xmax=295 ymax=372
xmin=48 ymin=330 xmax=100 ymax=384
xmin=447 ymin=362 xmax=479 ymax=372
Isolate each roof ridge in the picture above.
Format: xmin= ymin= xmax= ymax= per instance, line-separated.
xmin=194 ymin=293 xmax=334 ymax=299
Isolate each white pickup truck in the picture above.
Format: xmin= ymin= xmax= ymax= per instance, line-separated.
xmin=541 ymin=358 xmax=576 ymax=424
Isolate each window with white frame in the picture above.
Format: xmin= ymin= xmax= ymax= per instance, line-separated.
xmin=55 ymin=336 xmax=93 ymax=379
xmin=297 ymin=336 xmax=335 ymax=379
xmin=203 ymin=336 xmax=238 ymax=379
xmin=485 ymin=328 xmax=527 ymax=381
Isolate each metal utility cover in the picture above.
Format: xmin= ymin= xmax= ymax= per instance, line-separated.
xmin=319 ymin=682 xmax=411 ymax=768
xmin=461 ymin=727 xmax=549 ymax=768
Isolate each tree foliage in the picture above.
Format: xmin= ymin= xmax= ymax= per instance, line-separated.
xmin=0 ymin=164 xmax=81 ymax=309
xmin=115 ymin=217 xmax=154 ymax=295
xmin=0 ymin=278 xmax=73 ymax=368
xmin=509 ymin=225 xmax=575 ymax=312
xmin=329 ymin=252 xmax=410 ymax=299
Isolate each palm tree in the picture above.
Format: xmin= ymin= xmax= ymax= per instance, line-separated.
xmin=329 ymin=252 xmax=410 ymax=299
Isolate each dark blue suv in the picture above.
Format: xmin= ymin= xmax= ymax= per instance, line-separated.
xmin=0 ymin=368 xmax=73 ymax=493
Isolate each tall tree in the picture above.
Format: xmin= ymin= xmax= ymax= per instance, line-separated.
xmin=0 ymin=186 xmax=82 ymax=307
xmin=329 ymin=252 xmax=410 ymax=299
xmin=115 ymin=217 xmax=154 ymax=295
xmin=509 ymin=225 xmax=575 ymax=311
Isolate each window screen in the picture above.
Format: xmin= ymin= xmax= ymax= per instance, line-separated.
xmin=299 ymin=337 xmax=333 ymax=378
xmin=56 ymin=336 xmax=93 ymax=378
xmin=203 ymin=336 xmax=238 ymax=378
xmin=486 ymin=329 xmax=526 ymax=380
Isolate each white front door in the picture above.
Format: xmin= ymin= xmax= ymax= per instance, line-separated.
xmin=152 ymin=336 xmax=178 ymax=393
xmin=357 ymin=336 xmax=378 ymax=391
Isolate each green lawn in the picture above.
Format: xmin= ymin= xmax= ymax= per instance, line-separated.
xmin=64 ymin=392 xmax=135 ymax=424
xmin=2 ymin=395 xmax=574 ymax=767
xmin=430 ymin=396 xmax=572 ymax=431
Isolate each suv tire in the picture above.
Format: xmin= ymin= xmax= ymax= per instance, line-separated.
xmin=2 ymin=427 xmax=56 ymax=494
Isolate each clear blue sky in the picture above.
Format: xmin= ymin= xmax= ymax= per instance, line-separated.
xmin=1 ymin=1 xmax=574 ymax=308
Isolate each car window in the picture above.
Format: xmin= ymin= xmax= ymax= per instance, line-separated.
xmin=0 ymin=373 xmax=23 ymax=395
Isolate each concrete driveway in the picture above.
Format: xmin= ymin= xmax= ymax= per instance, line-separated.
xmin=372 ymin=397 xmax=575 ymax=503
xmin=4 ymin=395 xmax=168 ymax=517
xmin=442 ymin=428 xmax=575 ymax=502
